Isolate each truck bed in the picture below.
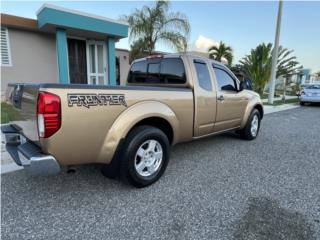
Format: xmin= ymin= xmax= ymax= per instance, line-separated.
xmin=6 ymin=83 xmax=194 ymax=166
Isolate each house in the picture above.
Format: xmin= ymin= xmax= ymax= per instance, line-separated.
xmin=0 ymin=4 xmax=130 ymax=99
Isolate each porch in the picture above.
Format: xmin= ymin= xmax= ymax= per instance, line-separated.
xmin=37 ymin=4 xmax=128 ymax=85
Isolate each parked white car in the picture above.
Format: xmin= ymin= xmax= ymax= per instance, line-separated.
xmin=300 ymin=84 xmax=320 ymax=105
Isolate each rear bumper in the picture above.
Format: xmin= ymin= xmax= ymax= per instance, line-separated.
xmin=300 ymin=96 xmax=320 ymax=103
xmin=1 ymin=124 xmax=60 ymax=175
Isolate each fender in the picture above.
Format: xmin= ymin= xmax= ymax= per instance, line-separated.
xmin=97 ymin=101 xmax=180 ymax=164
xmin=240 ymin=97 xmax=263 ymax=129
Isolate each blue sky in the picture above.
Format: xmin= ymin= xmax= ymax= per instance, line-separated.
xmin=2 ymin=1 xmax=320 ymax=72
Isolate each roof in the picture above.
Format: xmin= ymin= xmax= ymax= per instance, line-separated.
xmin=36 ymin=4 xmax=128 ymax=26
xmin=132 ymin=53 xmax=224 ymax=66
xmin=115 ymin=48 xmax=129 ymax=52
xmin=1 ymin=4 xmax=128 ymax=39
xmin=37 ymin=4 xmax=128 ymax=38
xmin=1 ymin=14 xmax=38 ymax=31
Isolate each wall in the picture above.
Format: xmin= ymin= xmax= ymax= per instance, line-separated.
xmin=1 ymin=28 xmax=58 ymax=98
xmin=116 ymin=49 xmax=130 ymax=85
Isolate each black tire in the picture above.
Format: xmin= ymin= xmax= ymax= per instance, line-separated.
xmin=300 ymin=101 xmax=305 ymax=106
xmin=239 ymin=109 xmax=261 ymax=140
xmin=119 ymin=125 xmax=170 ymax=188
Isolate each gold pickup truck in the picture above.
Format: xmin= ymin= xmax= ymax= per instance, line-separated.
xmin=2 ymin=54 xmax=263 ymax=187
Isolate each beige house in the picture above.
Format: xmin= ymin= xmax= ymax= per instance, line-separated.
xmin=1 ymin=4 xmax=130 ymax=99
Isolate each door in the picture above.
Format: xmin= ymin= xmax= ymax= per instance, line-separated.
xmin=192 ymin=59 xmax=217 ymax=137
xmin=86 ymin=41 xmax=107 ymax=85
xmin=213 ymin=66 xmax=248 ymax=132
xmin=68 ymin=39 xmax=87 ymax=84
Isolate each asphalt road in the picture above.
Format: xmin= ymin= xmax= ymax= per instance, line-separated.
xmin=1 ymin=106 xmax=320 ymax=240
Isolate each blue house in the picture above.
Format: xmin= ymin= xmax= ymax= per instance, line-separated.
xmin=1 ymin=4 xmax=129 ymax=98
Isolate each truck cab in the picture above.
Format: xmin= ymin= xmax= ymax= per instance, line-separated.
xmin=128 ymin=54 xmax=263 ymax=137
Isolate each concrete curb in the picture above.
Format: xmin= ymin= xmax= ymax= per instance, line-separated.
xmin=264 ymin=104 xmax=300 ymax=115
xmin=1 ymin=162 xmax=23 ymax=174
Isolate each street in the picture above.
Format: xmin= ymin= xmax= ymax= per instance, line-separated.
xmin=1 ymin=106 xmax=320 ymax=240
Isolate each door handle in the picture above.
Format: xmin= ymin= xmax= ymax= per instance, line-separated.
xmin=217 ymin=95 xmax=224 ymax=101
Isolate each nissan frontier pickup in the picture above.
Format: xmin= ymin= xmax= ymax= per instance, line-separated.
xmin=2 ymin=54 xmax=263 ymax=187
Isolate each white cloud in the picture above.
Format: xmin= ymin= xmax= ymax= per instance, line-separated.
xmin=189 ymin=35 xmax=219 ymax=53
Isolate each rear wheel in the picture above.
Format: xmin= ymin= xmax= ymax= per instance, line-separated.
xmin=239 ymin=109 xmax=261 ymax=140
xmin=119 ymin=125 xmax=170 ymax=187
xmin=300 ymin=101 xmax=305 ymax=106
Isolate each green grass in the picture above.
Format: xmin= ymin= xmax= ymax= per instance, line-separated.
xmin=1 ymin=102 xmax=21 ymax=124
xmin=264 ymin=97 xmax=299 ymax=106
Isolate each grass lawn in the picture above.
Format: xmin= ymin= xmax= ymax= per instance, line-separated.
xmin=1 ymin=102 xmax=21 ymax=124
xmin=264 ymin=97 xmax=299 ymax=106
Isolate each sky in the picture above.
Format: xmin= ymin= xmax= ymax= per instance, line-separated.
xmin=1 ymin=1 xmax=320 ymax=72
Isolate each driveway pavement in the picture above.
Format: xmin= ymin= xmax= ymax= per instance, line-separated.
xmin=1 ymin=106 xmax=320 ymax=240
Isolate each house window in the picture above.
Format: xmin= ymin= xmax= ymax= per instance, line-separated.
xmin=1 ymin=27 xmax=12 ymax=66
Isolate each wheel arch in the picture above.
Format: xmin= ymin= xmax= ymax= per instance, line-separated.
xmin=240 ymin=102 xmax=264 ymax=129
xmin=97 ymin=101 xmax=179 ymax=164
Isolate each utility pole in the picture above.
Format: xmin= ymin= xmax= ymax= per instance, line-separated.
xmin=268 ymin=0 xmax=283 ymax=104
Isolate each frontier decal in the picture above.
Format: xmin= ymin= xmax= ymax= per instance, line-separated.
xmin=67 ymin=94 xmax=127 ymax=108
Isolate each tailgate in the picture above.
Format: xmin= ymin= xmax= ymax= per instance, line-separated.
xmin=6 ymin=84 xmax=40 ymax=143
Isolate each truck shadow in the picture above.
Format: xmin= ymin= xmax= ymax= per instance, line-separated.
xmin=233 ymin=197 xmax=316 ymax=240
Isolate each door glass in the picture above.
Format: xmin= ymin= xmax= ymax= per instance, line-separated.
xmin=97 ymin=45 xmax=104 ymax=73
xmin=87 ymin=42 xmax=106 ymax=85
xmin=90 ymin=76 xmax=96 ymax=84
xmin=98 ymin=76 xmax=104 ymax=85
xmin=213 ymin=68 xmax=237 ymax=91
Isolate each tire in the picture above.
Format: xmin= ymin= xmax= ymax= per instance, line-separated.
xmin=239 ymin=109 xmax=261 ymax=140
xmin=119 ymin=125 xmax=170 ymax=187
xmin=300 ymin=101 xmax=305 ymax=106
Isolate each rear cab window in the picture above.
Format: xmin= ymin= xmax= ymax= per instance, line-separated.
xmin=128 ymin=58 xmax=186 ymax=85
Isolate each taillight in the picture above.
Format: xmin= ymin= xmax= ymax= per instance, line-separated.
xmin=37 ymin=92 xmax=61 ymax=138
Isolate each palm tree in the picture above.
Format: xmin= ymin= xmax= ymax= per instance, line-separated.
xmin=122 ymin=0 xmax=190 ymax=58
xmin=240 ymin=43 xmax=302 ymax=95
xmin=276 ymin=46 xmax=302 ymax=78
xmin=240 ymin=43 xmax=272 ymax=95
xmin=208 ymin=41 xmax=233 ymax=65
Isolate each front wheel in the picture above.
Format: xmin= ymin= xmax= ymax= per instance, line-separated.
xmin=120 ymin=125 xmax=170 ymax=187
xmin=239 ymin=109 xmax=261 ymax=140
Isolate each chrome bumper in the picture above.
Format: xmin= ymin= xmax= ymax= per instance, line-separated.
xmin=1 ymin=125 xmax=60 ymax=175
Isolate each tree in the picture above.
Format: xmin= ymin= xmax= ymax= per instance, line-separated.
xmin=276 ymin=46 xmax=302 ymax=78
xmin=240 ymin=43 xmax=272 ymax=95
xmin=129 ymin=39 xmax=149 ymax=63
xmin=239 ymin=43 xmax=302 ymax=95
xmin=123 ymin=0 xmax=190 ymax=59
xmin=208 ymin=41 xmax=233 ymax=65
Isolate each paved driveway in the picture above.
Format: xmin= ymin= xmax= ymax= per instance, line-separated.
xmin=1 ymin=106 xmax=320 ymax=240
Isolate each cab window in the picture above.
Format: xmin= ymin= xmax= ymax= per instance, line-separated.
xmin=128 ymin=60 xmax=147 ymax=83
xmin=194 ymin=60 xmax=212 ymax=91
xmin=128 ymin=58 xmax=186 ymax=84
xmin=213 ymin=67 xmax=238 ymax=91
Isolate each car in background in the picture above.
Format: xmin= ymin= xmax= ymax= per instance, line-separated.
xmin=300 ymin=84 xmax=320 ymax=105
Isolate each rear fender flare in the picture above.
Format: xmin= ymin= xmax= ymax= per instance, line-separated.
xmin=97 ymin=101 xmax=179 ymax=163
